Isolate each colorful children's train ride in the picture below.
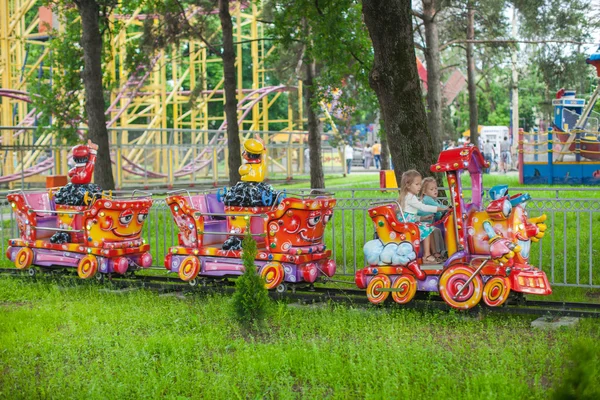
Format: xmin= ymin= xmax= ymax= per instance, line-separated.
xmin=356 ymin=146 xmax=550 ymax=309
xmin=5 ymin=140 xmax=552 ymax=309
xmin=5 ymin=141 xmax=153 ymax=279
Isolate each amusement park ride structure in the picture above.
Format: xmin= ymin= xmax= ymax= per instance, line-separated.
xmin=519 ymin=47 xmax=600 ymax=185
xmin=0 ymin=1 xmax=313 ymax=188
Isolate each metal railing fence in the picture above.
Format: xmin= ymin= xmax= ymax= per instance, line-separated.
xmin=1 ymin=187 xmax=599 ymax=288
xmin=0 ymin=127 xmax=346 ymax=188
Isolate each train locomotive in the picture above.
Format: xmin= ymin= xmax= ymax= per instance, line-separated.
xmin=356 ymin=146 xmax=552 ymax=309
xmin=163 ymin=139 xmax=337 ymax=292
xmin=5 ymin=141 xmax=153 ymax=279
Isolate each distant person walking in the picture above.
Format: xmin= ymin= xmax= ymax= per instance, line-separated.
xmin=483 ymin=140 xmax=495 ymax=174
xmin=363 ymin=144 xmax=373 ymax=169
xmin=500 ymin=136 xmax=511 ymax=173
xmin=304 ymin=147 xmax=310 ymax=173
xmin=372 ymin=141 xmax=382 ymax=169
xmin=344 ymin=142 xmax=354 ymax=175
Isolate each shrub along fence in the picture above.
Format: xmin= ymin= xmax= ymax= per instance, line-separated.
xmin=1 ymin=187 xmax=599 ymax=288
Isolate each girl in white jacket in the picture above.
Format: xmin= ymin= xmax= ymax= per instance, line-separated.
xmin=398 ymin=170 xmax=447 ymax=264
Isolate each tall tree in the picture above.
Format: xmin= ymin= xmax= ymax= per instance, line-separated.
xmin=28 ymin=1 xmax=118 ymax=189
xmin=218 ymin=0 xmax=242 ymax=185
xmin=362 ymin=0 xmax=436 ymax=180
xmin=136 ymin=0 xmax=243 ymax=185
xmin=303 ymin=57 xmax=325 ymax=188
xmin=465 ymin=0 xmax=479 ymax=146
xmin=74 ymin=0 xmax=116 ymax=189
xmin=415 ymin=0 xmax=444 ymax=152
xmin=267 ymin=0 xmax=373 ymax=188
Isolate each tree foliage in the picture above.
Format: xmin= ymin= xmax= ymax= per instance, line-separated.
xmin=266 ymin=0 xmax=379 ymax=185
xmin=29 ymin=1 xmax=120 ymax=144
xmin=232 ymin=232 xmax=271 ymax=328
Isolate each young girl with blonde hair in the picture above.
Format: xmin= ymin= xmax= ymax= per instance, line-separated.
xmin=398 ymin=170 xmax=447 ymax=264
xmin=418 ymin=177 xmax=447 ymax=261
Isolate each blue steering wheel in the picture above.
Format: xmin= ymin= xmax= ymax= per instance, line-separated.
xmin=216 ymin=187 xmax=228 ymax=203
xmin=261 ymin=190 xmax=273 ymax=206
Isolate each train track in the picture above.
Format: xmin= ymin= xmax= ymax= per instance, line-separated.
xmin=1 ymin=267 xmax=599 ymax=318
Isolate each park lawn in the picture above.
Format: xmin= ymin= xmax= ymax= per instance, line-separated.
xmin=1 ymin=276 xmax=599 ymax=400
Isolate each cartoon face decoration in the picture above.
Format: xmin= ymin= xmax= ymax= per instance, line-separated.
xmin=86 ymin=202 xmax=151 ymax=244
xmin=276 ymin=206 xmax=333 ymax=248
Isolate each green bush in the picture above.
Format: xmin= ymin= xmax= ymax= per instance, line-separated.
xmin=552 ymin=338 xmax=600 ymax=400
xmin=231 ymin=232 xmax=271 ymax=328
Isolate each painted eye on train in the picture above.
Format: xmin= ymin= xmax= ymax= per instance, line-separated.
xmin=137 ymin=208 xmax=149 ymax=223
xmin=323 ymin=214 xmax=331 ymax=225
xmin=119 ymin=209 xmax=134 ymax=226
xmin=502 ymin=200 xmax=512 ymax=218
xmin=308 ymin=215 xmax=321 ymax=227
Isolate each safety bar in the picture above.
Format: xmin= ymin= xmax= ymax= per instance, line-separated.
xmin=166 ymin=189 xmax=215 ymax=208
xmin=28 ymin=209 xmax=84 ymax=215
xmin=199 ymin=231 xmax=267 ymax=238
xmin=7 ymin=189 xmax=31 ymax=208
xmin=370 ymin=200 xmax=406 ymax=223
xmin=32 ymin=226 xmax=85 ymax=233
xmin=193 ymin=211 xmax=269 ymax=218
xmin=284 ymin=191 xmax=335 ymax=198
xmin=309 ymin=189 xmax=335 ymax=196
xmin=130 ymin=190 xmax=153 ymax=198
xmin=271 ymin=191 xmax=287 ymax=210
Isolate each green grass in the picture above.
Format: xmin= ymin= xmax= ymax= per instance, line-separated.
xmin=1 ymin=276 xmax=599 ymax=399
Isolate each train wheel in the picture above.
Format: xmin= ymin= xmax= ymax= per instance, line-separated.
xmin=178 ymin=256 xmax=200 ymax=282
xmin=260 ymin=262 xmax=284 ymax=290
xmin=391 ymin=275 xmax=417 ymax=304
xmin=276 ymin=283 xmax=287 ymax=294
xmin=77 ymin=255 xmax=98 ymax=279
xmin=14 ymin=248 xmax=34 ymax=270
xmin=366 ymin=274 xmax=391 ymax=304
xmin=483 ymin=276 xmax=511 ymax=307
xmin=439 ymin=265 xmax=483 ymax=310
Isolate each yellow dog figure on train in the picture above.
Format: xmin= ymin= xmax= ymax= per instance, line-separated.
xmin=238 ymin=139 xmax=267 ymax=183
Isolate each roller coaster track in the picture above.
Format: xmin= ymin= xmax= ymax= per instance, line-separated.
xmin=1 ymin=83 xmax=298 ymax=182
xmin=1 ymin=3 xmax=258 ymax=185
xmin=1 ymin=267 xmax=599 ymax=318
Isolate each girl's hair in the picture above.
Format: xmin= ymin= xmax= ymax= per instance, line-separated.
xmin=420 ymin=177 xmax=437 ymax=198
xmin=398 ymin=170 xmax=422 ymax=210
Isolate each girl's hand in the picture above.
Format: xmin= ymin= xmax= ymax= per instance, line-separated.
xmin=437 ymin=206 xmax=447 ymax=212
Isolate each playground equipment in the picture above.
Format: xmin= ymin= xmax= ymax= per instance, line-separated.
xmin=357 ymin=146 xmax=551 ymax=309
xmin=163 ymin=140 xmax=336 ymax=292
xmin=0 ymin=2 xmax=315 ymax=187
xmin=5 ymin=142 xmax=154 ymax=279
xmin=519 ymin=47 xmax=600 ymax=184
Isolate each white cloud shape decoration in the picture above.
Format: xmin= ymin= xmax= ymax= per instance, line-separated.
xmin=363 ymin=240 xmax=416 ymax=266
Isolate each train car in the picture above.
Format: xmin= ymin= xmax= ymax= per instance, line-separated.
xmin=5 ymin=142 xmax=153 ymax=279
xmin=164 ymin=139 xmax=336 ymax=292
xmin=356 ymin=146 xmax=551 ymax=309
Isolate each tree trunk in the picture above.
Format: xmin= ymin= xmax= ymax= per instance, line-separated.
xmin=380 ymin=130 xmax=391 ymax=170
xmin=219 ymin=0 xmax=242 ymax=185
xmin=362 ymin=0 xmax=436 ymax=183
xmin=76 ymin=0 xmax=114 ymax=189
xmin=422 ymin=0 xmax=443 ymax=153
xmin=375 ymin=110 xmax=390 ymax=170
xmin=466 ymin=1 xmax=479 ymax=147
xmin=304 ymin=60 xmax=325 ymax=189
